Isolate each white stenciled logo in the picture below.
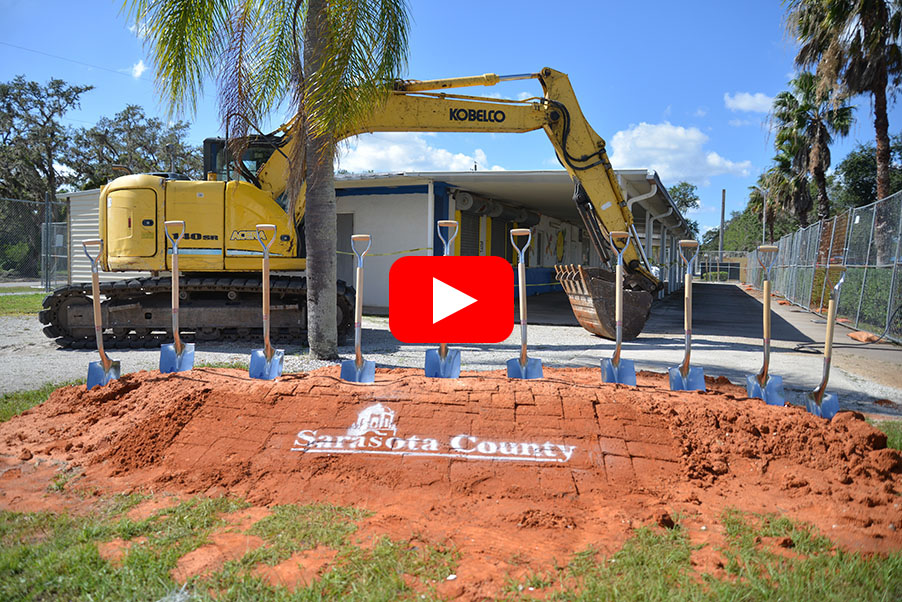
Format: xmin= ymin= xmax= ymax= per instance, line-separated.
xmin=291 ymin=403 xmax=576 ymax=464
xmin=346 ymin=403 xmax=396 ymax=437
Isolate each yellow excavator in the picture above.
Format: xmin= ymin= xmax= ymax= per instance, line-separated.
xmin=40 ymin=67 xmax=661 ymax=348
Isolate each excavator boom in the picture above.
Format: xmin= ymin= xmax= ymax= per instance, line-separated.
xmin=40 ymin=67 xmax=661 ymax=348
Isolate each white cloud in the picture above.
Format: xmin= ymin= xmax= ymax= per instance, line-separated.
xmin=724 ymin=91 xmax=773 ymax=113
xmin=131 ymin=60 xmax=147 ymax=79
xmin=516 ymin=91 xmax=532 ymax=101
xmin=129 ymin=21 xmax=149 ymax=39
xmin=728 ymin=118 xmax=753 ymax=127
xmin=694 ymin=107 xmax=708 ymax=118
xmin=609 ymin=121 xmax=751 ymax=185
xmin=337 ymin=132 xmax=505 ymax=172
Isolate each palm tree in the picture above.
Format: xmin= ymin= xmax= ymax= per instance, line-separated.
xmin=127 ymin=0 xmax=409 ymax=359
xmin=772 ymin=132 xmax=816 ymax=227
xmin=785 ymin=0 xmax=902 ymax=200
xmin=772 ymin=72 xmax=854 ymax=220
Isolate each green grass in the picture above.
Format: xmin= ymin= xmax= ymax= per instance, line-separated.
xmin=498 ymin=510 xmax=902 ymax=601
xmin=0 ymin=380 xmax=83 ymax=423
xmin=872 ymin=420 xmax=902 ymax=450
xmin=0 ymin=292 xmax=44 ymax=315
xmin=0 ymin=495 xmax=458 ymax=601
xmin=0 ymin=495 xmax=247 ymax=601
xmin=3 ymin=496 xmax=900 ymax=600
xmin=0 ymin=286 xmax=42 ymax=293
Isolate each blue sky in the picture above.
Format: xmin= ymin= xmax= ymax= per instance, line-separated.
xmin=2 ymin=0 xmax=899 ymax=233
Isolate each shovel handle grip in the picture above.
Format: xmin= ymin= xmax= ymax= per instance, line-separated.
xmin=608 ymin=231 xmax=630 ymax=263
xmin=164 ymin=220 xmax=186 ymax=247
xmin=255 ymin=224 xmax=277 ymax=253
xmin=756 ymin=245 xmax=779 ymax=271
xmin=436 ymin=220 xmax=458 ymax=256
xmin=350 ymin=234 xmax=372 ymax=265
xmin=82 ymin=239 xmax=103 ymax=271
xmin=510 ymin=228 xmax=532 ymax=260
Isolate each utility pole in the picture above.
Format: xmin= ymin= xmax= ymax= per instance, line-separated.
xmin=718 ymin=189 xmax=725 ymax=264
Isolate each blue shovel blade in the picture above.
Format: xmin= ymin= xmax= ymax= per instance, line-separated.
xmin=249 ymin=348 xmax=284 ymax=380
xmin=424 ymin=348 xmax=461 ymax=378
xmin=806 ymin=391 xmax=840 ymax=420
xmin=507 ymin=357 xmax=543 ymax=380
xmin=745 ymin=374 xmax=785 ymax=406
xmin=340 ymin=359 xmax=376 ymax=383
xmin=87 ymin=359 xmax=121 ymax=390
xmin=159 ymin=342 xmax=195 ymax=374
xmin=601 ymin=358 xmax=636 ymax=386
xmin=668 ymin=366 xmax=706 ymax=391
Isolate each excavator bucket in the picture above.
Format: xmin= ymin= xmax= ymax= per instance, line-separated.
xmin=554 ymin=265 xmax=653 ymax=341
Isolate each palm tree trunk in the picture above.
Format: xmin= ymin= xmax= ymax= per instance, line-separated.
xmin=874 ymin=71 xmax=891 ymax=201
xmin=304 ymin=0 xmax=338 ymax=359
xmin=813 ymin=166 xmax=830 ymax=220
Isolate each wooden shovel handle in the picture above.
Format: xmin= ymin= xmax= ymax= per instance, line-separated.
xmin=824 ymin=298 xmax=836 ymax=360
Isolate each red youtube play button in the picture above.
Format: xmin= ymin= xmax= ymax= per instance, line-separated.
xmin=389 ymin=256 xmax=514 ymax=343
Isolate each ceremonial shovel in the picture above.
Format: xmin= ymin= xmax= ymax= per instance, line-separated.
xmin=83 ymin=239 xmax=120 ymax=389
xmin=159 ymin=220 xmax=195 ymax=373
xmin=425 ymin=220 xmax=462 ymax=379
xmin=507 ymin=228 xmax=543 ymax=379
xmin=340 ymin=234 xmax=376 ymax=383
xmin=249 ymin=224 xmax=284 ymax=380
xmin=669 ymin=240 xmax=705 ymax=391
xmin=601 ymin=231 xmax=636 ymax=386
xmin=806 ymin=275 xmax=844 ymax=419
xmin=745 ymin=245 xmax=785 ymax=405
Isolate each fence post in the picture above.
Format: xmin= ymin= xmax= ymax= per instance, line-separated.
xmin=886 ymin=195 xmax=902 ymax=339
xmin=43 ymin=192 xmax=51 ymax=292
xmin=818 ymin=217 xmax=837 ymax=313
xmin=856 ymin=204 xmax=879 ymax=328
xmin=834 ymin=209 xmax=853 ymax=316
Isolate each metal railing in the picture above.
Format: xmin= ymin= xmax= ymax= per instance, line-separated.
xmin=745 ymin=190 xmax=902 ymax=344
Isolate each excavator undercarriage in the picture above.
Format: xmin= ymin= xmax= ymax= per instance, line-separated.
xmin=40 ymin=275 xmax=354 ymax=349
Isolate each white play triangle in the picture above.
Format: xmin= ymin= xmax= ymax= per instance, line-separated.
xmin=432 ymin=277 xmax=477 ymax=324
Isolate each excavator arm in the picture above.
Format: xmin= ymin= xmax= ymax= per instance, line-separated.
xmin=255 ymin=67 xmax=660 ymax=294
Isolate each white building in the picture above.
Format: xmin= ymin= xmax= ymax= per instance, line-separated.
xmin=61 ymin=169 xmax=694 ymax=310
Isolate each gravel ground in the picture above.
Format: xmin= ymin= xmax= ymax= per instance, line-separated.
xmin=2 ymin=307 xmax=900 ymax=418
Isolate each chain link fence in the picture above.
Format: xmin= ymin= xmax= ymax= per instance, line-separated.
xmin=0 ymin=197 xmax=68 ymax=291
xmin=746 ymin=190 xmax=902 ymax=344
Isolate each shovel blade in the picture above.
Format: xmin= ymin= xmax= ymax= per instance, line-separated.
xmin=601 ymin=358 xmax=636 ymax=386
xmin=506 ymin=357 xmax=543 ymax=380
xmin=669 ymin=366 xmax=706 ymax=391
xmin=159 ymin=342 xmax=195 ymax=374
xmin=806 ymin=391 xmax=839 ymax=420
xmin=87 ymin=359 xmax=121 ymax=390
xmin=340 ymin=359 xmax=376 ymax=383
xmin=745 ymin=374 xmax=785 ymax=406
xmin=249 ymin=348 xmax=284 ymax=380
xmin=425 ymin=348 xmax=461 ymax=378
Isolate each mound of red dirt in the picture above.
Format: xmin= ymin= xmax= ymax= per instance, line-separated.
xmin=1 ymin=367 xmax=900 ymax=594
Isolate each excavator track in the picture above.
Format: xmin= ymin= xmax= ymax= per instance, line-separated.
xmin=39 ymin=274 xmax=354 ymax=349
